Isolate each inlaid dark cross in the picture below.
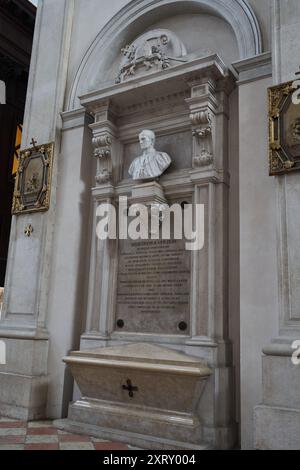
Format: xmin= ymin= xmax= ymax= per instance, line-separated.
xmin=30 ymin=138 xmax=38 ymax=151
xmin=122 ymin=379 xmax=138 ymax=398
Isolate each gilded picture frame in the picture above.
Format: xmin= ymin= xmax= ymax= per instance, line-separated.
xmin=12 ymin=142 xmax=54 ymax=215
xmin=269 ymin=81 xmax=300 ymax=175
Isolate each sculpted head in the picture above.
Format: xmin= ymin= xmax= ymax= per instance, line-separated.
xmin=139 ymin=129 xmax=155 ymax=151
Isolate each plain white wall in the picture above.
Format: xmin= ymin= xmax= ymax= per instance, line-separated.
xmin=25 ymin=0 xmax=276 ymax=437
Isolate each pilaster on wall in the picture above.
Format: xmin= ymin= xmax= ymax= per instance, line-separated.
xmin=254 ymin=0 xmax=300 ymax=450
xmin=0 ymin=0 xmax=75 ymax=420
xmin=45 ymin=108 xmax=93 ymax=418
xmin=83 ymin=100 xmax=121 ymax=339
xmin=232 ymin=52 xmax=276 ymax=450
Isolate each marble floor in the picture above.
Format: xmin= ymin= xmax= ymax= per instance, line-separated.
xmin=0 ymin=417 xmax=131 ymax=450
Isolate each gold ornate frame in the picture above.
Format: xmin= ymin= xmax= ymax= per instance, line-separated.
xmin=269 ymin=81 xmax=300 ymax=175
xmin=12 ymin=142 xmax=54 ymax=215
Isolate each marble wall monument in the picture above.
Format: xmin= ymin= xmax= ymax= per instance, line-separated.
xmin=3 ymin=0 xmax=291 ymax=451
xmin=55 ymin=29 xmax=237 ymax=446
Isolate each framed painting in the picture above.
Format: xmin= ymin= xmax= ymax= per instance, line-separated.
xmin=12 ymin=142 xmax=54 ymax=215
xmin=269 ymin=81 xmax=300 ymax=175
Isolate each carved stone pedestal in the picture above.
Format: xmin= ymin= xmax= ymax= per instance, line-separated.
xmin=131 ymin=181 xmax=167 ymax=206
xmin=55 ymin=343 xmax=211 ymax=450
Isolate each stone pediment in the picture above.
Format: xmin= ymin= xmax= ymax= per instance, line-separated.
xmin=79 ymin=54 xmax=230 ymax=115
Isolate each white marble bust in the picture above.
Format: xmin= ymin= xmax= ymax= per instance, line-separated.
xmin=129 ymin=130 xmax=172 ymax=180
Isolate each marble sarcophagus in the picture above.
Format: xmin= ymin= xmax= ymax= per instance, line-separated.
xmin=55 ymin=343 xmax=211 ymax=450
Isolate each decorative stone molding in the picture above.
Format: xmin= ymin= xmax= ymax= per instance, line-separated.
xmin=68 ymin=0 xmax=262 ymax=109
xmin=92 ymin=133 xmax=112 ymax=185
xmin=232 ymin=52 xmax=272 ymax=85
xmin=190 ymin=111 xmax=213 ymax=167
xmin=95 ymin=169 xmax=111 ymax=185
xmin=187 ymin=81 xmax=218 ymax=168
xmin=193 ymin=151 xmax=214 ymax=168
xmin=114 ymin=90 xmax=189 ymax=118
xmin=190 ymin=110 xmax=211 ymax=126
xmin=93 ymin=135 xmax=112 ymax=158
xmin=61 ymin=108 xmax=93 ymax=131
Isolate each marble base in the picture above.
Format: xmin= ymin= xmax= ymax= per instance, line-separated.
xmin=131 ymin=181 xmax=167 ymax=206
xmin=54 ymin=417 xmax=211 ymax=450
xmin=0 ymin=337 xmax=48 ymax=420
xmin=202 ymin=424 xmax=237 ymax=450
xmin=255 ymin=405 xmax=300 ymax=450
xmin=0 ymin=374 xmax=48 ymax=420
xmin=254 ymin=351 xmax=300 ymax=450
xmin=60 ymin=343 xmax=211 ymax=449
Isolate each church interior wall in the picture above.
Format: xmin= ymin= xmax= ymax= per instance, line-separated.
xmin=3 ymin=0 xmax=291 ymax=450
xmin=46 ymin=0 xmax=268 ymax=442
xmin=239 ymin=76 xmax=279 ymax=449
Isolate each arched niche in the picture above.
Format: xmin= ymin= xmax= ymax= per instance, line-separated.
xmin=68 ymin=0 xmax=262 ymax=109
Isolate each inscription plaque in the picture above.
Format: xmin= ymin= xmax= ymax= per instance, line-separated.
xmin=116 ymin=238 xmax=191 ymax=335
